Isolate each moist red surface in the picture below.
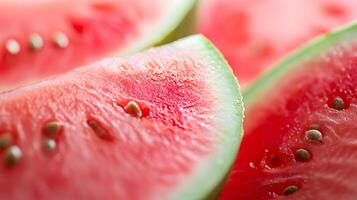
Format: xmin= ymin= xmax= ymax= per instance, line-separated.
xmin=198 ymin=0 xmax=357 ymax=85
xmin=0 ymin=0 xmax=171 ymax=87
xmin=219 ymin=43 xmax=357 ymax=199
xmin=0 ymin=46 xmax=216 ymax=200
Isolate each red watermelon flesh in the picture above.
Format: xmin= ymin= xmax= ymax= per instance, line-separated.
xmin=198 ymin=0 xmax=357 ymax=86
xmin=0 ymin=35 xmax=243 ymax=200
xmin=219 ymin=23 xmax=357 ymax=200
xmin=0 ymin=0 xmax=194 ymax=88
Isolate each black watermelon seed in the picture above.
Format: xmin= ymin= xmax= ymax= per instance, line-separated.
xmin=305 ymin=129 xmax=323 ymax=143
xmin=0 ymin=133 xmax=13 ymax=149
xmin=43 ymin=121 xmax=62 ymax=137
xmin=332 ymin=97 xmax=345 ymax=110
xmin=4 ymin=145 xmax=22 ymax=167
xmin=295 ymin=149 xmax=311 ymax=162
xmin=283 ymin=185 xmax=299 ymax=195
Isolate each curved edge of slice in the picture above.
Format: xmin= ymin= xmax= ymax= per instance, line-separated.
xmin=0 ymin=34 xmax=243 ymax=200
xmin=244 ymin=21 xmax=357 ymax=106
xmin=120 ymin=0 xmax=197 ymax=55
xmin=169 ymin=35 xmax=244 ymax=200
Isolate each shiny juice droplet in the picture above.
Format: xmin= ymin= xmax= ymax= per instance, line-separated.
xmin=4 ymin=145 xmax=22 ymax=166
xmin=248 ymin=162 xmax=256 ymax=169
xmin=5 ymin=39 xmax=21 ymax=55
xmin=124 ymin=101 xmax=142 ymax=118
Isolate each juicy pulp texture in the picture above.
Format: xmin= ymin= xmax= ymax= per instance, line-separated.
xmin=219 ymin=23 xmax=357 ymax=200
xmin=0 ymin=35 xmax=243 ymax=200
xmin=198 ymin=0 xmax=357 ymax=86
xmin=0 ymin=0 xmax=194 ymax=88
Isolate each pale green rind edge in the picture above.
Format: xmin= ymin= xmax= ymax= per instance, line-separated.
xmin=244 ymin=21 xmax=357 ymax=106
xmin=119 ymin=0 xmax=197 ymax=55
xmin=167 ymin=35 xmax=244 ymax=200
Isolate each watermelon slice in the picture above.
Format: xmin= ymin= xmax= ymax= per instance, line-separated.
xmin=219 ymin=22 xmax=357 ymax=199
xmin=0 ymin=0 xmax=195 ymax=88
xmin=0 ymin=35 xmax=243 ymax=200
xmin=198 ymin=0 xmax=357 ymax=86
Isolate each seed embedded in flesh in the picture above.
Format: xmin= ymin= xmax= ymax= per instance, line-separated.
xmin=29 ymin=33 xmax=44 ymax=51
xmin=4 ymin=145 xmax=22 ymax=166
xmin=295 ymin=148 xmax=311 ymax=162
xmin=124 ymin=101 xmax=142 ymax=117
xmin=87 ymin=119 xmax=111 ymax=140
xmin=0 ymin=133 xmax=13 ymax=149
xmin=283 ymin=185 xmax=299 ymax=195
xmin=305 ymin=129 xmax=323 ymax=143
xmin=267 ymin=154 xmax=281 ymax=168
xmin=52 ymin=31 xmax=69 ymax=48
xmin=43 ymin=139 xmax=56 ymax=151
xmin=5 ymin=39 xmax=21 ymax=55
xmin=332 ymin=97 xmax=345 ymax=110
xmin=43 ymin=121 xmax=62 ymax=137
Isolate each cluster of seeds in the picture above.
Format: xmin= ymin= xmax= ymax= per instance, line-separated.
xmin=0 ymin=121 xmax=62 ymax=167
xmin=88 ymin=100 xmax=143 ymax=139
xmin=42 ymin=121 xmax=62 ymax=152
xmin=4 ymin=31 xmax=69 ymax=56
xmin=282 ymin=96 xmax=345 ymax=196
xmin=0 ymin=132 xmax=21 ymax=167
xmin=0 ymin=100 xmax=142 ymax=168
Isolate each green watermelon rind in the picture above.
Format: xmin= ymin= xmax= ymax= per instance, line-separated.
xmin=168 ymin=35 xmax=244 ymax=200
xmin=244 ymin=21 xmax=357 ymax=106
xmin=119 ymin=0 xmax=197 ymax=55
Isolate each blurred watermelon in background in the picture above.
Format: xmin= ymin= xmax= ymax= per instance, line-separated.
xmin=218 ymin=21 xmax=357 ymax=200
xmin=0 ymin=0 xmax=195 ymax=89
xmin=198 ymin=0 xmax=357 ymax=86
